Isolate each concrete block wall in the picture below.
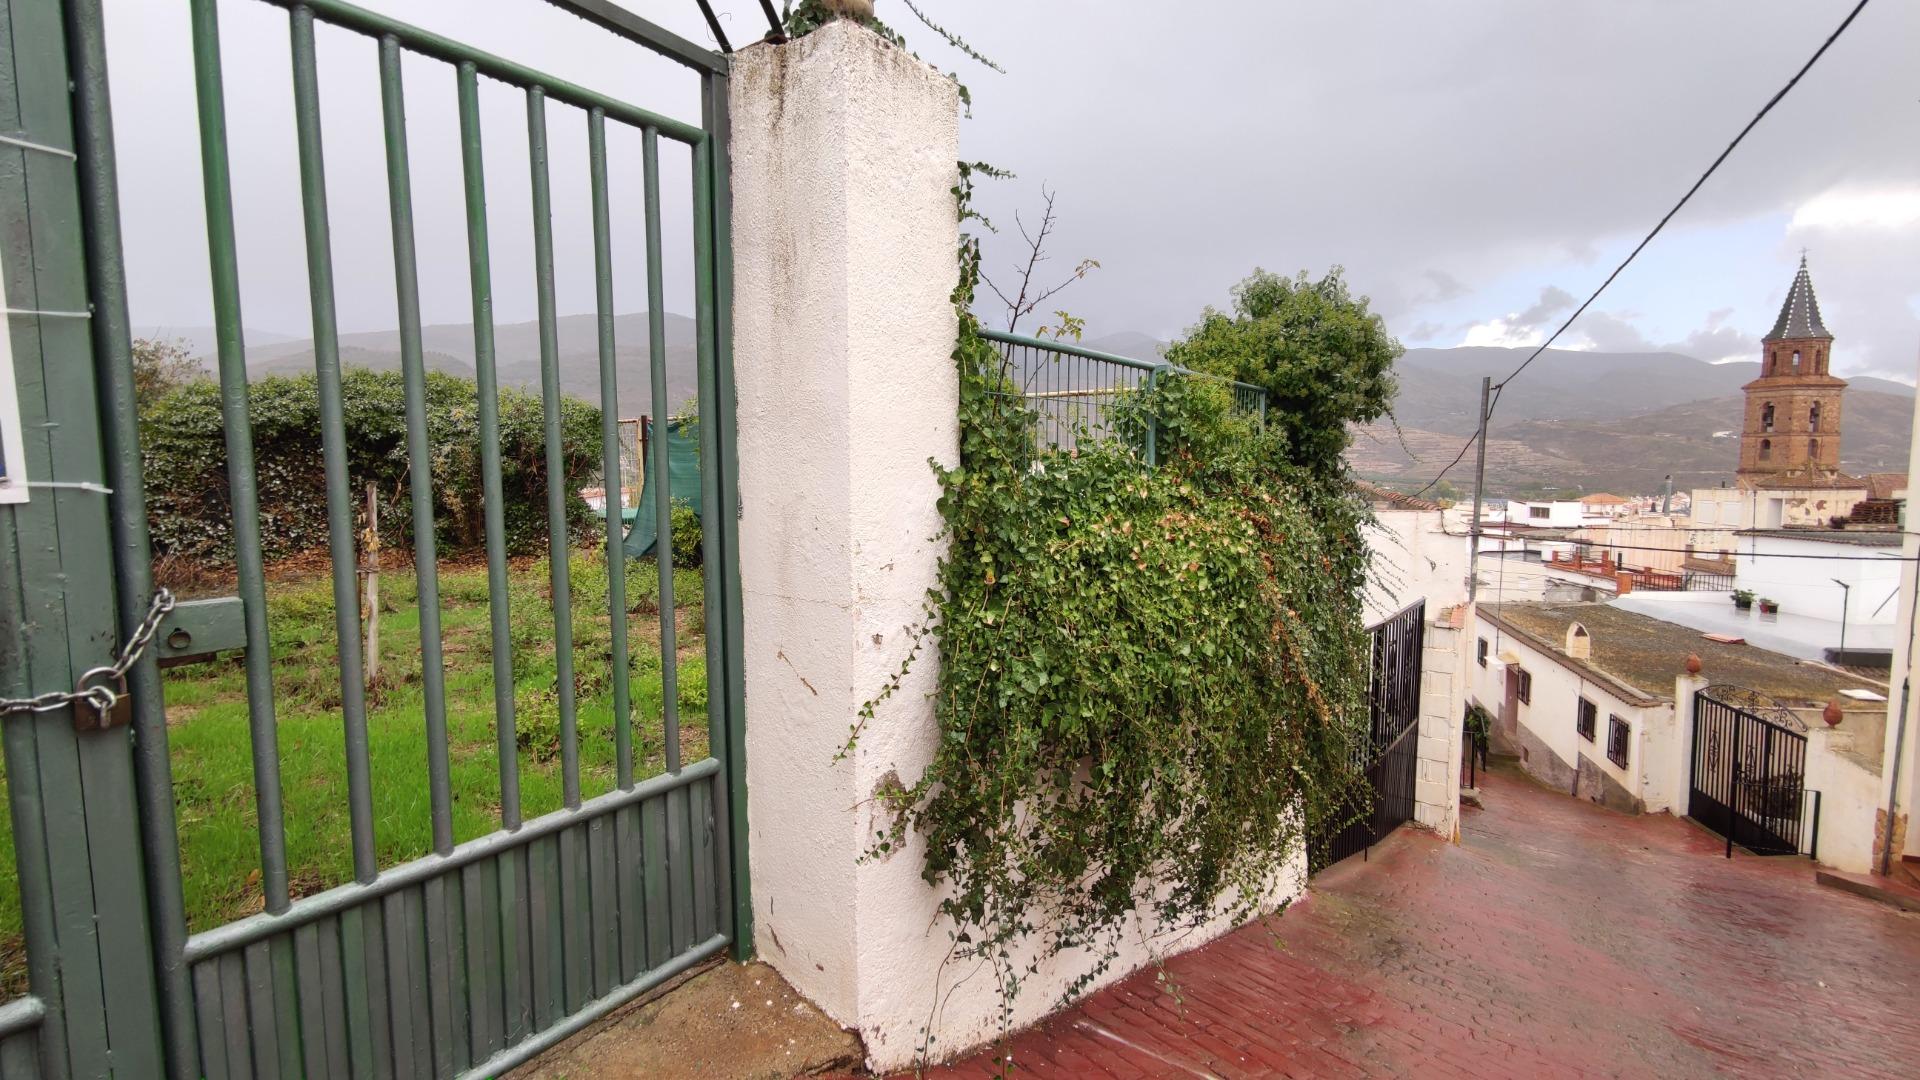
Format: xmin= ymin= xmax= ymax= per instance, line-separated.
xmin=1415 ymin=616 xmax=1467 ymax=839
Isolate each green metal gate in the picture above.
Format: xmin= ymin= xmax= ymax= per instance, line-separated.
xmin=0 ymin=1 xmax=748 ymax=1076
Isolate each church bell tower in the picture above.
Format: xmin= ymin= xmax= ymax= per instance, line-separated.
xmin=1736 ymin=257 xmax=1846 ymax=489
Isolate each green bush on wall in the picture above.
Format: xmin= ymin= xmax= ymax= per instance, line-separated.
xmin=141 ymin=368 xmax=602 ymax=561
xmin=852 ymin=164 xmax=1378 ymax=1039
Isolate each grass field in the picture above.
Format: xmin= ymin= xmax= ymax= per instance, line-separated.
xmin=0 ymin=544 xmax=710 ymax=994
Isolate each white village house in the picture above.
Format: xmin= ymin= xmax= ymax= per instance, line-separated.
xmin=1470 ymin=601 xmax=1888 ymax=873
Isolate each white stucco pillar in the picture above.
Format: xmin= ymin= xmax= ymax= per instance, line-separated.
xmin=729 ymin=19 xmax=960 ymax=1058
xmin=1672 ymin=671 xmax=1707 ymax=821
xmin=1414 ymin=611 xmax=1467 ymax=839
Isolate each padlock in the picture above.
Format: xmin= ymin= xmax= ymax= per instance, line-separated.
xmin=73 ymin=667 xmax=132 ymax=732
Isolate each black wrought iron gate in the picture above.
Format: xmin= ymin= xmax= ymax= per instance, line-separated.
xmin=1689 ymin=686 xmax=1809 ymax=856
xmin=1310 ymin=601 xmax=1425 ymax=873
xmin=0 ymin=2 xmax=748 ymax=1078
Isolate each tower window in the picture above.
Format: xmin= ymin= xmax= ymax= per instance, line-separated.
xmin=1759 ymin=439 xmax=1772 ymax=461
xmin=1809 ymin=403 xmax=1821 ymax=432
xmin=1809 ymin=438 xmax=1819 ymax=458
xmin=1793 ymin=349 xmax=1802 ymax=370
xmin=1761 ymin=403 xmax=1774 ymax=432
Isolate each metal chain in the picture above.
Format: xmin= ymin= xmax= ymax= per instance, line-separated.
xmin=0 ymin=587 xmax=176 ymax=717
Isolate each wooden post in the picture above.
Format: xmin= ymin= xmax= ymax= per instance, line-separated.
xmin=362 ymin=481 xmax=380 ymax=686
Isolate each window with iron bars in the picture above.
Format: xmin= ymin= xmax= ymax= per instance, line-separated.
xmin=1516 ymin=667 xmax=1532 ymax=705
xmin=1607 ymin=714 xmax=1630 ymax=768
xmin=1577 ymin=697 xmax=1596 ymax=742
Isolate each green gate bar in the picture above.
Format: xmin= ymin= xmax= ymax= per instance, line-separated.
xmin=641 ymin=128 xmax=680 ymax=776
xmin=690 ymin=124 xmax=725 ymax=948
xmin=68 ymin=0 xmax=203 ymax=1069
xmin=23 ymin=0 xmax=754 ymax=1074
xmin=525 ymin=86 xmax=582 ymax=810
xmin=188 ymin=0 xmax=292 ymax=914
xmin=380 ymin=35 xmax=456 ymax=856
xmin=457 ymin=60 xmax=523 ymax=833
xmin=289 ymin=3 xmax=377 ymax=886
xmin=701 ymin=66 xmax=752 ymax=961
xmin=261 ymin=0 xmax=705 ymax=142
xmin=587 ymin=108 xmax=635 ymax=790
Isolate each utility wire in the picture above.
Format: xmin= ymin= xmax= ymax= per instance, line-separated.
xmin=1457 ymin=535 xmax=1916 ymax=563
xmin=1409 ymin=0 xmax=1872 ymax=498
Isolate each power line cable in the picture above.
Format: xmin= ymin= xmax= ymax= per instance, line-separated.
xmin=1409 ymin=0 xmax=1872 ymax=498
xmin=1456 ymin=534 xmax=1916 ymax=562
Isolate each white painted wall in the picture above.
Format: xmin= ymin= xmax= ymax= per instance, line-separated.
xmin=1806 ymin=727 xmax=1888 ymax=873
xmin=732 ymin=25 xmax=1303 ymax=1071
xmin=1467 ymin=617 xmax=1672 ymax=811
xmin=732 ymin=17 xmax=960 ymax=1050
xmin=1511 ymin=500 xmax=1587 ymax=528
xmin=1880 ymin=387 xmax=1920 ymax=868
xmin=1734 ymin=534 xmax=1904 ymax=627
xmin=1363 ymin=507 xmax=1470 ymax=625
xmin=1415 ymin=619 xmax=1467 ymax=838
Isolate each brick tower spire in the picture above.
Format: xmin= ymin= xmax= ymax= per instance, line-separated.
xmin=1736 ymin=257 xmax=1846 ymax=489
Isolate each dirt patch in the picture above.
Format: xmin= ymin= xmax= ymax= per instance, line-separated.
xmin=508 ymin=960 xmax=864 ymax=1080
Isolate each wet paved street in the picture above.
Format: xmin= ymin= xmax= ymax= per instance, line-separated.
xmin=911 ymin=766 xmax=1920 ymax=1078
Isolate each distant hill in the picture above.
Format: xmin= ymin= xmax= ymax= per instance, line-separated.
xmin=1389 ymin=346 xmax=1914 ymax=436
xmin=134 ymin=323 xmax=1915 ymax=497
xmin=136 ymin=312 xmax=702 ymax=419
xmin=1078 ymin=331 xmax=1165 ymax=363
xmin=1359 ymin=347 xmax=1913 ymax=496
xmin=1051 ymin=337 xmax=1915 ymax=498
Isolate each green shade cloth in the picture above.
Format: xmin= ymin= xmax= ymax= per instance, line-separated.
xmin=622 ymin=417 xmax=702 ymax=559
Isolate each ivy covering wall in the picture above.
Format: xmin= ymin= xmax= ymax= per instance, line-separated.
xmin=859 ymin=165 xmax=1378 ymax=1016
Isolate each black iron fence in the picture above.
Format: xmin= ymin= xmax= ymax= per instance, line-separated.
xmin=1689 ymin=687 xmax=1810 ymax=857
xmin=1309 ymin=601 xmax=1426 ymax=873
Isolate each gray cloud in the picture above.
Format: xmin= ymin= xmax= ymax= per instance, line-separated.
xmin=96 ymin=0 xmax=1920 ymax=380
xmin=1418 ymin=269 xmax=1471 ymax=305
xmin=1516 ymin=287 xmax=1577 ymax=329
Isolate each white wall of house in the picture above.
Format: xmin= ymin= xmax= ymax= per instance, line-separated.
xmin=1734 ymin=535 xmax=1904 ymax=627
xmin=1691 ymin=485 xmax=1868 ymax=537
xmin=1467 ymin=618 xmax=1672 ymax=813
xmin=1510 ymin=500 xmax=1587 ymax=528
xmin=1880 ymin=392 xmax=1920 ymax=871
xmin=1571 ymin=519 xmax=1713 ymax=574
xmin=1363 ymin=507 xmax=1470 ymax=625
xmin=1806 ymin=725 xmax=1888 ymax=873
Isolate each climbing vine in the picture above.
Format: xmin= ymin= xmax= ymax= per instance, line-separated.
xmin=855 ymin=162 xmax=1377 ymax=1042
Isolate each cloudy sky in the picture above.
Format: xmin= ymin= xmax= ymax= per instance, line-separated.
xmin=106 ymin=0 xmax=1918 ymax=381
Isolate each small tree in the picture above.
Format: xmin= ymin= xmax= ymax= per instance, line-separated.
xmin=132 ymin=337 xmax=202 ymax=412
xmin=980 ymin=185 xmax=1099 ymax=337
xmin=1166 ymin=268 xmax=1400 ymax=477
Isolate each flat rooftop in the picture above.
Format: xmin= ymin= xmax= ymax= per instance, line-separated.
xmin=1737 ymin=528 xmax=1904 ymax=548
xmin=1481 ymin=601 xmax=1886 ymax=707
xmin=1611 ymin=591 xmax=1894 ymax=663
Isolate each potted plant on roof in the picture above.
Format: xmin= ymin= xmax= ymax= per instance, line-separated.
xmin=1758 ymin=596 xmax=1779 ymax=617
xmin=1732 ymin=589 xmax=1755 ymax=611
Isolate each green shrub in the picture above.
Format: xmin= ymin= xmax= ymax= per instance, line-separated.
xmin=676 ymin=656 xmax=708 ymax=712
xmin=141 ymin=368 xmax=601 ymax=561
xmin=855 ymin=164 xmax=1375 ymax=1025
xmin=669 ymin=499 xmax=704 ymax=570
xmin=514 ymin=685 xmax=562 ymax=762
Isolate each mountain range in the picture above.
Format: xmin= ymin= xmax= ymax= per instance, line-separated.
xmin=137 ymin=312 xmax=703 ymax=420
xmin=137 ymin=322 xmax=1915 ymax=500
xmin=1077 ymin=335 xmax=1916 ymax=498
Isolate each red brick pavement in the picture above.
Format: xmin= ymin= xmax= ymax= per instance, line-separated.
xmin=892 ymin=765 xmax=1920 ymax=1078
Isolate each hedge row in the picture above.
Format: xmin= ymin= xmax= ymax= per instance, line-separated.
xmin=142 ymin=369 xmax=602 ymax=561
